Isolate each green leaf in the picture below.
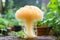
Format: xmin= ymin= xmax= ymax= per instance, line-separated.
xmin=0 ymin=25 xmax=5 ymax=29
xmin=47 ymin=0 xmax=58 ymax=9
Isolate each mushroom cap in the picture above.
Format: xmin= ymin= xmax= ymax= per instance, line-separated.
xmin=15 ymin=5 xmax=43 ymax=21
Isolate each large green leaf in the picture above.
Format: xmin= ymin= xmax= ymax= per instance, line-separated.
xmin=47 ymin=0 xmax=58 ymax=9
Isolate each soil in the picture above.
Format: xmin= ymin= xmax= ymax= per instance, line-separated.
xmin=0 ymin=36 xmax=57 ymax=40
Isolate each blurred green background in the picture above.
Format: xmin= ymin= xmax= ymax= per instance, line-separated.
xmin=0 ymin=0 xmax=60 ymax=39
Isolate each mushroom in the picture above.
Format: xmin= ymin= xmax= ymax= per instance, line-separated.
xmin=15 ymin=5 xmax=43 ymax=38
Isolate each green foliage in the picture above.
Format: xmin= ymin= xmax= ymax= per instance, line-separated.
xmin=45 ymin=0 xmax=60 ymax=36
xmin=47 ymin=0 xmax=60 ymax=26
xmin=0 ymin=25 xmax=5 ymax=29
xmin=0 ymin=0 xmax=24 ymax=37
xmin=47 ymin=0 xmax=58 ymax=9
xmin=8 ymin=0 xmax=14 ymax=8
xmin=0 ymin=17 xmax=8 ymax=30
xmin=36 ymin=0 xmax=60 ymax=36
xmin=34 ymin=0 xmax=60 ymax=36
xmin=9 ymin=31 xmax=24 ymax=38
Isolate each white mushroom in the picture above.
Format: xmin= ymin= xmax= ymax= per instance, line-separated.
xmin=15 ymin=5 xmax=44 ymax=38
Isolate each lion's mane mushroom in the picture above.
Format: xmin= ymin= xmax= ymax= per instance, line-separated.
xmin=15 ymin=5 xmax=43 ymax=38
